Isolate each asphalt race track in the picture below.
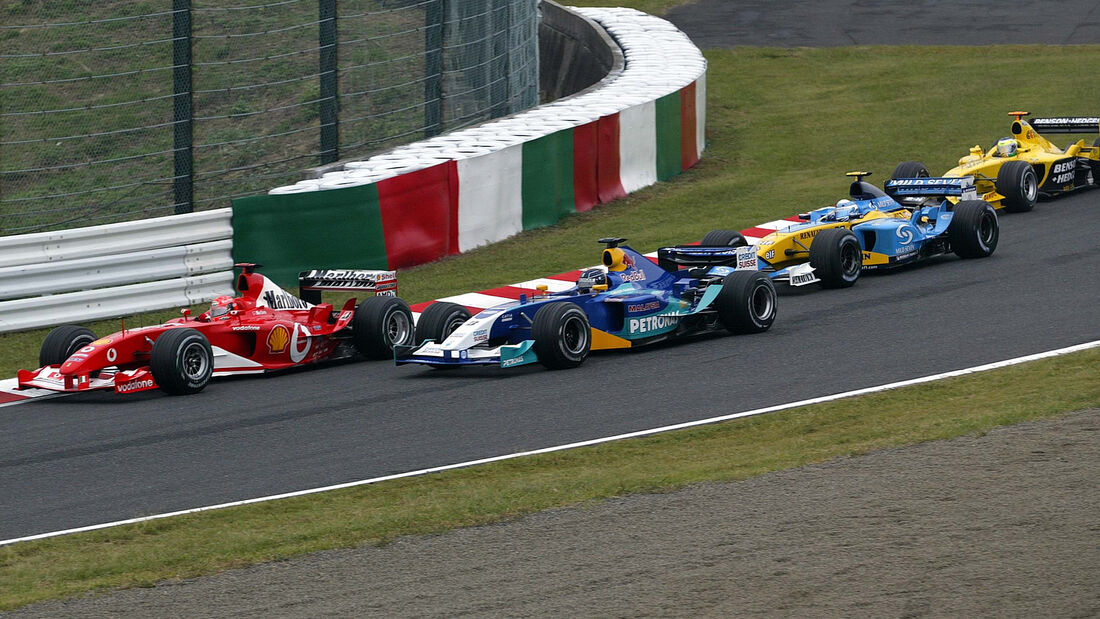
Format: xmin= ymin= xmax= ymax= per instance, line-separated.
xmin=2 ymin=189 xmax=1098 ymax=541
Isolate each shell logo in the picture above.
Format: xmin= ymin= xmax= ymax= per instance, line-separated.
xmin=91 ymin=338 xmax=112 ymax=346
xmin=267 ymin=325 xmax=290 ymax=354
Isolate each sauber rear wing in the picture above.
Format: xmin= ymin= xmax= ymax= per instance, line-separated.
xmin=298 ymin=269 xmax=397 ymax=304
xmin=1027 ymin=117 xmax=1100 ymax=134
xmin=885 ymin=176 xmax=978 ymax=200
xmin=656 ymin=245 xmax=758 ymax=273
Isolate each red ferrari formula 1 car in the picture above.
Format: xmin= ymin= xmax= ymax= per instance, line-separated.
xmin=17 ymin=264 xmax=415 ymax=395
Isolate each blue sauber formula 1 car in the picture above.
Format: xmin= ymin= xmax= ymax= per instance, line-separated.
xmin=395 ymin=238 xmax=777 ymax=370
xmin=730 ymin=172 xmax=1000 ymax=288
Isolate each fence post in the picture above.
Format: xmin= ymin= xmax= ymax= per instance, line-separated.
xmin=319 ymin=0 xmax=339 ymax=164
xmin=172 ymin=0 xmax=193 ymax=214
xmin=423 ymin=0 xmax=444 ymax=138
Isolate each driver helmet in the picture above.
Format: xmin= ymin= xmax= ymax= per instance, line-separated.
xmin=996 ymin=137 xmax=1018 ymax=157
xmin=577 ymin=267 xmax=608 ymax=291
xmin=834 ymin=199 xmax=858 ymax=220
xmin=209 ymin=295 xmax=236 ymax=319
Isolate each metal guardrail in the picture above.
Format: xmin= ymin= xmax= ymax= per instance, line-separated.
xmin=0 ymin=209 xmax=234 ymax=333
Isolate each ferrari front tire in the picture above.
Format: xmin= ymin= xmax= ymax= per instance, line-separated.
xmin=150 ymin=328 xmax=212 ymax=395
xmin=39 ymin=325 xmax=96 ymax=366
xmin=949 ymin=200 xmax=999 ymax=259
xmin=809 ymin=228 xmax=862 ymax=288
xmin=715 ymin=271 xmax=777 ymax=334
xmin=996 ymin=160 xmax=1038 ymax=212
xmin=353 ymin=296 xmax=414 ymax=359
xmin=415 ymin=301 xmax=470 ymax=345
xmin=531 ymin=302 xmax=590 ymax=370
xmin=701 ymin=229 xmax=747 ymax=247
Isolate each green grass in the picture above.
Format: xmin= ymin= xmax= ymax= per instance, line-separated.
xmin=2 ymin=345 xmax=1097 ymax=610
xmin=3 ymin=44 xmax=1099 ymax=609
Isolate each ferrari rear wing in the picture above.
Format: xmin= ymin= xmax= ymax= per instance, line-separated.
xmin=298 ymin=269 xmax=397 ymax=304
xmin=885 ymin=176 xmax=978 ymax=200
xmin=1027 ymin=117 xmax=1100 ymax=134
xmin=657 ymin=245 xmax=758 ymax=273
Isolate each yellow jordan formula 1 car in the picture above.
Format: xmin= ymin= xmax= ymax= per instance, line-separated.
xmin=892 ymin=112 xmax=1100 ymax=213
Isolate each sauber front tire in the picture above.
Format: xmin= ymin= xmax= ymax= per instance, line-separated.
xmin=415 ymin=301 xmax=471 ymax=345
xmin=150 ymin=328 xmax=213 ymax=395
xmin=715 ymin=271 xmax=777 ymax=334
xmin=532 ymin=302 xmax=591 ymax=370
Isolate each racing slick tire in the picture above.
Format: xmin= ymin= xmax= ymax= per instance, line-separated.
xmin=890 ymin=161 xmax=930 ymax=180
xmin=949 ymin=200 xmax=999 ymax=259
xmin=415 ymin=301 xmax=471 ymax=345
xmin=150 ymin=328 xmax=213 ymax=395
xmin=531 ymin=302 xmax=591 ymax=370
xmin=996 ymin=160 xmax=1038 ymax=212
xmin=353 ymin=296 xmax=415 ymax=359
xmin=701 ymin=229 xmax=747 ymax=247
xmin=39 ymin=325 xmax=97 ymax=367
xmin=715 ymin=271 xmax=777 ymax=334
xmin=808 ymin=228 xmax=862 ymax=288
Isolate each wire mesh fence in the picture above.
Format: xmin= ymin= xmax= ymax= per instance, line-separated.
xmin=0 ymin=0 xmax=539 ymax=235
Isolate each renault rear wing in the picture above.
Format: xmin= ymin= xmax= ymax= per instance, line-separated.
xmin=298 ymin=269 xmax=397 ymax=304
xmin=885 ymin=176 xmax=978 ymax=200
xmin=1027 ymin=117 xmax=1100 ymax=134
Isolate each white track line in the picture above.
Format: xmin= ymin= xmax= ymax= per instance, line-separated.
xmin=2 ymin=339 xmax=1097 ymax=547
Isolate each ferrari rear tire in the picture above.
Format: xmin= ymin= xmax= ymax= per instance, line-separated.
xmin=415 ymin=301 xmax=471 ymax=345
xmin=890 ymin=161 xmax=930 ymax=180
xmin=353 ymin=296 xmax=414 ymax=359
xmin=996 ymin=160 xmax=1038 ymax=212
xmin=808 ymin=228 xmax=862 ymax=288
xmin=531 ymin=302 xmax=590 ymax=370
xmin=701 ymin=229 xmax=746 ymax=247
xmin=150 ymin=328 xmax=212 ymax=395
xmin=39 ymin=325 xmax=96 ymax=367
xmin=715 ymin=271 xmax=777 ymax=334
xmin=949 ymin=200 xmax=999 ymax=259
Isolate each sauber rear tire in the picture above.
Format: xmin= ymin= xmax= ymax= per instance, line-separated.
xmin=701 ymin=229 xmax=747 ymax=247
xmin=39 ymin=325 xmax=96 ymax=366
xmin=531 ymin=302 xmax=590 ymax=370
xmin=715 ymin=271 xmax=777 ymax=334
xmin=949 ymin=200 xmax=999 ymax=259
xmin=353 ymin=296 xmax=414 ymax=359
xmin=150 ymin=328 xmax=212 ymax=395
xmin=996 ymin=160 xmax=1038 ymax=212
xmin=808 ymin=228 xmax=862 ymax=288
xmin=415 ymin=301 xmax=471 ymax=345
xmin=890 ymin=161 xmax=930 ymax=180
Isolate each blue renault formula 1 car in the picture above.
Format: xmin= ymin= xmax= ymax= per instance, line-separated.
xmin=395 ymin=238 xmax=777 ymax=370
xmin=727 ymin=172 xmax=1000 ymax=288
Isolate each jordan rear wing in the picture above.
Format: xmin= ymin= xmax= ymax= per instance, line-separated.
xmin=297 ymin=269 xmax=397 ymax=304
xmin=1027 ymin=117 xmax=1100 ymax=134
xmin=884 ymin=176 xmax=978 ymax=200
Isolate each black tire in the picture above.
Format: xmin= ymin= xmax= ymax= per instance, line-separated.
xmin=890 ymin=161 xmax=930 ymax=180
xmin=714 ymin=271 xmax=777 ymax=334
xmin=415 ymin=301 xmax=471 ymax=345
xmin=531 ymin=302 xmax=590 ymax=370
xmin=353 ymin=296 xmax=414 ymax=359
xmin=949 ymin=200 xmax=999 ymax=259
xmin=808 ymin=228 xmax=862 ymax=288
xmin=701 ymin=229 xmax=746 ymax=247
xmin=996 ymin=160 xmax=1038 ymax=212
xmin=39 ymin=325 xmax=97 ymax=367
xmin=150 ymin=328 xmax=212 ymax=395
